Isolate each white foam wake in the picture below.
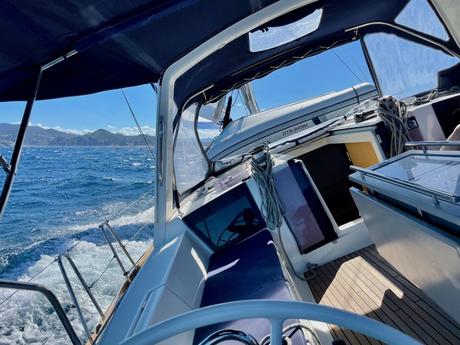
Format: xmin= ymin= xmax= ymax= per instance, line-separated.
xmin=0 ymin=239 xmax=150 ymax=345
xmin=49 ymin=205 xmax=155 ymax=238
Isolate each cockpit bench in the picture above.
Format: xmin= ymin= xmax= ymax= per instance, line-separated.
xmin=193 ymin=229 xmax=306 ymax=344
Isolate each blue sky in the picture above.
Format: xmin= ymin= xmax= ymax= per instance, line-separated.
xmin=0 ymin=41 xmax=371 ymax=135
xmin=0 ymin=0 xmax=450 ymax=136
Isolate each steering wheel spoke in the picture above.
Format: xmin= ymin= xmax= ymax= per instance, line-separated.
xmin=269 ymin=318 xmax=284 ymax=345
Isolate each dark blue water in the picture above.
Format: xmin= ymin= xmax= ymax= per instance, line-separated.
xmin=0 ymin=146 xmax=154 ymax=278
xmin=0 ymin=147 xmax=155 ymax=344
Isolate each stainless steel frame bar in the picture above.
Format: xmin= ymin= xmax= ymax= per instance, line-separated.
xmin=0 ymin=279 xmax=82 ymax=345
xmin=61 ymin=253 xmax=104 ymax=318
xmin=99 ymin=224 xmax=129 ymax=276
xmin=350 ymin=165 xmax=459 ymax=204
xmin=57 ymin=256 xmax=92 ymax=342
xmin=360 ymin=36 xmax=382 ymax=96
xmin=405 ymin=141 xmax=460 ymax=153
xmin=0 ymin=69 xmax=42 ymax=218
xmin=102 ymin=221 xmax=136 ymax=267
xmin=0 ymin=51 xmax=78 ymax=220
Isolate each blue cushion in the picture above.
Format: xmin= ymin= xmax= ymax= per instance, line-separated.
xmin=194 ymin=230 xmax=306 ymax=344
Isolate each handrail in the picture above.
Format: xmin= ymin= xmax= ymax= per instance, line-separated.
xmin=0 ymin=279 xmax=82 ymax=345
xmin=349 ymin=165 xmax=459 ymax=204
xmin=62 ymin=253 xmax=104 ymax=318
xmin=405 ymin=141 xmax=460 ymax=153
xmin=102 ymin=221 xmax=136 ymax=267
xmin=99 ymin=224 xmax=129 ymax=276
xmin=57 ymin=256 xmax=92 ymax=343
xmin=99 ymin=221 xmax=136 ymax=276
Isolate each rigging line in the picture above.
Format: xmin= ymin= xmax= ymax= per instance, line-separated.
xmin=120 ymin=88 xmax=156 ymax=160
xmin=331 ymin=50 xmax=363 ymax=83
xmin=89 ymin=256 xmax=116 ymax=289
xmin=348 ymin=50 xmax=369 ymax=82
xmin=41 ymin=330 xmax=59 ymax=345
xmin=128 ymin=222 xmax=152 ymax=242
xmin=0 ymin=258 xmax=57 ymax=307
xmin=106 ymin=187 xmax=155 ymax=221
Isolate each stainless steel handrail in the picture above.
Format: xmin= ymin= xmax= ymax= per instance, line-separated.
xmin=405 ymin=141 xmax=460 ymax=153
xmin=57 ymin=256 xmax=93 ymax=343
xmin=99 ymin=221 xmax=137 ymax=277
xmin=99 ymin=224 xmax=129 ymax=276
xmin=102 ymin=221 xmax=136 ymax=267
xmin=59 ymin=253 xmax=105 ymax=318
xmin=0 ymin=279 xmax=82 ymax=345
xmin=350 ymin=165 xmax=459 ymax=204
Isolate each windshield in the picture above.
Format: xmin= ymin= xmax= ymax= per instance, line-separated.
xmin=195 ymin=41 xmax=376 ymax=160
xmin=174 ymin=103 xmax=209 ymax=195
xmin=363 ymin=0 xmax=459 ymax=99
xmin=219 ymin=40 xmax=374 ymax=121
xmin=364 ymin=33 xmax=459 ymax=99
xmin=173 ymin=0 xmax=459 ymax=195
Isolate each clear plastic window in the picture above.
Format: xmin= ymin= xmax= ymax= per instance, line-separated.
xmin=251 ymin=40 xmax=373 ymax=110
xmin=249 ymin=9 xmax=323 ymax=52
xmin=174 ymin=103 xmax=209 ymax=194
xmin=396 ymin=0 xmax=449 ymax=41
xmin=364 ymin=33 xmax=459 ymax=99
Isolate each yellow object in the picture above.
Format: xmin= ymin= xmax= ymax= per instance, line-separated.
xmin=345 ymin=142 xmax=379 ymax=168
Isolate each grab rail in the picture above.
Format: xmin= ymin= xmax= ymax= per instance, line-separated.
xmin=57 ymin=256 xmax=92 ymax=343
xmin=350 ymin=165 xmax=459 ymax=204
xmin=99 ymin=221 xmax=136 ymax=276
xmin=0 ymin=279 xmax=82 ymax=345
xmin=405 ymin=141 xmax=460 ymax=153
xmin=57 ymin=252 xmax=107 ymax=344
xmin=60 ymin=253 xmax=104 ymax=318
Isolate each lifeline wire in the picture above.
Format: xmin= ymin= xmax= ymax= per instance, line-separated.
xmin=0 ymin=192 xmax=153 ymax=306
xmin=89 ymin=223 xmax=152 ymax=288
xmin=120 ymin=88 xmax=156 ymax=160
xmin=0 ymin=257 xmax=57 ymax=307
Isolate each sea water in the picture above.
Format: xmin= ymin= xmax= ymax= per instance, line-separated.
xmin=0 ymin=146 xmax=155 ymax=345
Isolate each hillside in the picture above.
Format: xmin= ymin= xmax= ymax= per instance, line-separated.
xmin=0 ymin=123 xmax=155 ymax=147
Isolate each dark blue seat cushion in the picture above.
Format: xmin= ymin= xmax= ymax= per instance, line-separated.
xmin=193 ymin=230 xmax=306 ymax=344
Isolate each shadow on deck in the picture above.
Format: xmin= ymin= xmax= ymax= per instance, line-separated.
xmin=307 ymin=246 xmax=460 ymax=345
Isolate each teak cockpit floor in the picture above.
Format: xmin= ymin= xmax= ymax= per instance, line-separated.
xmin=307 ymin=246 xmax=460 ymax=345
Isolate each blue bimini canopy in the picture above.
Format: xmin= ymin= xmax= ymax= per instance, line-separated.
xmin=1 ymin=0 xmax=458 ymax=103
xmin=0 ymin=0 xmax=276 ymax=101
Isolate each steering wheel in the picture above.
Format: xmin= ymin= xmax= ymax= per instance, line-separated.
xmin=119 ymin=300 xmax=422 ymax=345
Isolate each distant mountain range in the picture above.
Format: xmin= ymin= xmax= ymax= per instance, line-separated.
xmin=0 ymin=123 xmax=155 ymax=147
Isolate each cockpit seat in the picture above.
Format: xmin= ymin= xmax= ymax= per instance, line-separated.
xmin=193 ymin=229 xmax=306 ymax=344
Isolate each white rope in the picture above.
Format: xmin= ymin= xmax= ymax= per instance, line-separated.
xmin=250 ymin=147 xmax=283 ymax=230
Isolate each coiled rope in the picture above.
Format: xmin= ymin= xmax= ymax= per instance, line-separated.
xmin=250 ymin=146 xmax=283 ymax=230
xmin=377 ymin=96 xmax=411 ymax=157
